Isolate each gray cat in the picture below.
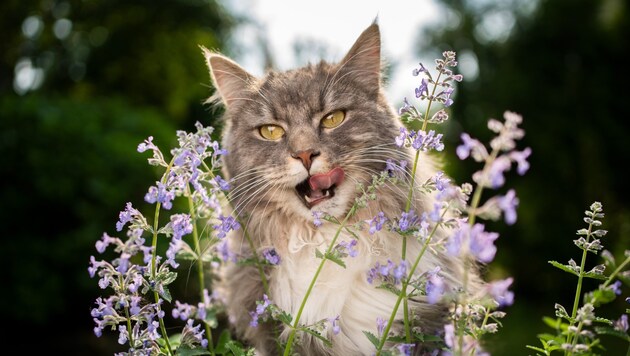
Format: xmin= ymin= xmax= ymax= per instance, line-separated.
xmin=201 ymin=22 xmax=479 ymax=356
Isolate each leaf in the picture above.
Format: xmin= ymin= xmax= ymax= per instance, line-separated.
xmin=214 ymin=329 xmax=232 ymax=354
xmin=583 ymin=271 xmax=607 ymax=280
xmin=175 ymin=345 xmax=212 ymax=356
xmin=315 ymin=249 xmax=324 ymax=259
xmin=525 ymin=345 xmax=548 ymax=355
xmin=593 ymin=316 xmax=613 ymax=325
xmin=302 ymin=328 xmax=332 ymax=347
xmin=548 ymin=261 xmax=579 ymax=277
xmin=325 ymin=252 xmax=347 ymax=268
xmin=363 ymin=331 xmax=380 ymax=348
xmin=594 ymin=326 xmax=630 ymax=341
xmin=584 ymin=288 xmax=616 ymax=307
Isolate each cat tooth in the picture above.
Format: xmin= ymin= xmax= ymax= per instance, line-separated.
xmin=304 ymin=195 xmax=314 ymax=203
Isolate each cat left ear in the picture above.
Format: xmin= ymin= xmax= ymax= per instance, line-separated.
xmin=200 ymin=46 xmax=255 ymax=108
xmin=338 ymin=22 xmax=382 ymax=91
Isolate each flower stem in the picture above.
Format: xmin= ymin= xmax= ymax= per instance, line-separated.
xmin=283 ymin=206 xmax=356 ymax=356
xmin=186 ymin=187 xmax=215 ymax=356
xmin=601 ymin=254 xmax=630 ymax=289
xmin=150 ymin=158 xmax=175 ymax=355
xmin=376 ymin=205 xmax=450 ymax=355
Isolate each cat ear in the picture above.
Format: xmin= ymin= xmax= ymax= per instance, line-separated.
xmin=338 ymin=22 xmax=382 ymax=90
xmin=200 ymin=46 xmax=255 ymax=108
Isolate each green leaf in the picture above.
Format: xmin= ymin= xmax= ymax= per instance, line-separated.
xmin=325 ymin=252 xmax=347 ymax=268
xmin=584 ymin=288 xmax=616 ymax=307
xmin=315 ymin=249 xmax=324 ymax=259
xmin=583 ymin=271 xmax=607 ymax=280
xmin=214 ymin=329 xmax=232 ymax=354
xmin=594 ymin=326 xmax=630 ymax=341
xmin=548 ymin=261 xmax=579 ymax=277
xmin=176 ymin=345 xmax=212 ymax=356
xmin=593 ymin=316 xmax=613 ymax=325
xmin=302 ymin=328 xmax=332 ymax=347
xmin=525 ymin=345 xmax=548 ymax=355
xmin=363 ymin=331 xmax=380 ymax=348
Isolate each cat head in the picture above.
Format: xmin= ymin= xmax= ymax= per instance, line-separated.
xmin=202 ymin=23 xmax=406 ymax=222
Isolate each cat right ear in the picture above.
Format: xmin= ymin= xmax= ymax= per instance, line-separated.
xmin=200 ymin=46 xmax=254 ymax=108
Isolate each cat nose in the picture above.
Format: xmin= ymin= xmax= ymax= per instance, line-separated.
xmin=291 ymin=149 xmax=320 ymax=171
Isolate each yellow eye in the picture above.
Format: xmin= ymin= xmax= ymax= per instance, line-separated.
xmin=259 ymin=125 xmax=285 ymax=140
xmin=321 ymin=110 xmax=346 ymax=129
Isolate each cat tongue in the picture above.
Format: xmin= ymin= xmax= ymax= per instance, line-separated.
xmin=308 ymin=167 xmax=345 ymax=193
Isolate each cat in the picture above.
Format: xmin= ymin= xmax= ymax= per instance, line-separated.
xmin=201 ymin=22 xmax=479 ymax=355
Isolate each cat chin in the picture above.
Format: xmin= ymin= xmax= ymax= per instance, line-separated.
xmin=296 ymin=181 xmax=355 ymax=220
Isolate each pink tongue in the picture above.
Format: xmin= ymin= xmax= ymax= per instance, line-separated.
xmin=309 ymin=167 xmax=345 ymax=192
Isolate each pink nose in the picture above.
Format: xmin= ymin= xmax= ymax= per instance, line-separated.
xmin=291 ymin=149 xmax=320 ymax=170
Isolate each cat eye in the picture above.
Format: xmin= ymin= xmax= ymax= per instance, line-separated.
xmin=321 ymin=110 xmax=346 ymax=129
xmin=258 ymin=125 xmax=285 ymax=140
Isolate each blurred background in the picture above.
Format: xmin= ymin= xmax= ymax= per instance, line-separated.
xmin=1 ymin=0 xmax=628 ymax=354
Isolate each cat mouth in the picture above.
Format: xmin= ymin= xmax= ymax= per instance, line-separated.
xmin=295 ymin=167 xmax=345 ymax=208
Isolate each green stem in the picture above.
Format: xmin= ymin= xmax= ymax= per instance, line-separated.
xmin=150 ymin=159 xmax=175 ymax=355
xmin=283 ymin=206 xmax=356 ymax=356
xmin=601 ymin=254 xmax=630 ymax=288
xmin=186 ymin=188 xmax=215 ymax=356
xmin=375 ymin=206 xmax=450 ymax=355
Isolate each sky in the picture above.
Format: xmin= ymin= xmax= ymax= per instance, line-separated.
xmin=223 ymin=0 xmax=454 ymax=108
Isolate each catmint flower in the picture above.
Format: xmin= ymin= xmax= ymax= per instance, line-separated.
xmin=411 ymin=130 xmax=445 ymax=152
xmin=614 ymin=314 xmax=628 ymax=332
xmin=337 ymin=239 xmax=359 ymax=257
xmin=456 ymin=133 xmax=488 ymax=162
xmin=437 ymin=87 xmax=455 ymax=107
xmin=95 ymin=233 xmax=116 ymax=254
xmin=510 ymin=147 xmax=532 ymax=175
xmin=249 ymin=294 xmax=271 ymax=327
xmin=431 ymin=109 xmax=449 ymax=123
xmin=484 ymin=155 xmax=511 ymax=188
xmin=415 ymin=78 xmax=429 ymax=98
xmin=396 ymin=343 xmax=415 ymax=356
xmin=385 ymin=159 xmax=408 ymax=179
xmin=487 ymin=277 xmax=514 ymax=307
xmin=497 ymin=189 xmax=519 ymax=225
xmin=181 ymin=319 xmax=208 ymax=348
xmin=214 ymin=215 xmax=240 ymax=239
xmin=170 ymin=213 xmax=193 ymax=240
xmin=609 ymin=280 xmax=622 ymax=295
xmin=312 ymin=210 xmax=324 ymax=227
xmin=398 ymin=97 xmax=415 ymax=116
xmin=368 ymin=212 xmax=387 ymax=234
xmin=116 ymin=202 xmax=142 ymax=232
xmin=217 ymin=240 xmax=236 ymax=262
xmin=448 ymin=221 xmax=499 ymax=263
xmin=329 ymin=315 xmax=341 ymax=335
xmin=212 ymin=175 xmax=230 ymax=191
xmin=165 ymin=238 xmax=183 ymax=268
xmin=368 ymin=260 xmax=409 ymax=285
xmin=426 ymin=267 xmax=445 ymax=304
xmin=412 ymin=62 xmax=426 ymax=76
xmin=395 ymin=127 xmax=408 ymax=147
xmin=144 ymin=181 xmax=175 ymax=210
xmin=117 ymin=324 xmax=128 ymax=345
xmin=376 ymin=317 xmax=386 ymax=337
xmin=263 ymin=248 xmax=281 ymax=265
xmin=398 ymin=210 xmax=419 ymax=232
xmin=172 ymin=300 xmax=194 ymax=321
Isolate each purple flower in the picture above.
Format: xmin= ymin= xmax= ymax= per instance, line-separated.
xmin=411 ymin=130 xmax=444 ymax=152
xmin=415 ymin=78 xmax=428 ymax=98
xmin=144 ymin=181 xmax=175 ymax=210
xmin=396 ymin=343 xmax=415 ymax=356
xmin=263 ymin=248 xmax=281 ymax=265
xmin=88 ymin=256 xmax=105 ymax=278
xmin=498 ymin=189 xmax=519 ymax=225
xmin=367 ymin=260 xmax=408 ymax=285
xmin=487 ymin=277 xmax=514 ymax=307
xmin=609 ymin=280 xmax=622 ymax=295
xmin=172 ymin=300 xmax=194 ymax=321
xmin=312 ymin=211 xmax=324 ymax=227
xmin=165 ymin=238 xmax=183 ymax=268
xmin=170 ymin=214 xmax=193 ymax=240
xmin=217 ymin=240 xmax=236 ymax=262
xmin=338 ymin=239 xmax=359 ymax=257
xmin=385 ymin=159 xmax=408 ymax=178
xmin=398 ymin=97 xmax=414 ymax=116
xmin=398 ymin=210 xmax=419 ymax=232
xmin=95 ymin=233 xmax=116 ymax=254
xmin=329 ymin=315 xmax=341 ymax=335
xmin=212 ymin=175 xmax=230 ymax=191
xmin=510 ymin=147 xmax=532 ymax=175
xmin=395 ymin=127 xmax=408 ymax=147
xmin=614 ymin=314 xmax=628 ymax=332
xmin=249 ymin=294 xmax=271 ymax=327
xmin=376 ymin=317 xmax=386 ymax=337
xmin=116 ymin=202 xmax=141 ymax=232
xmin=117 ymin=325 xmax=128 ymax=345
xmin=368 ymin=212 xmax=387 ymax=235
xmin=438 ymin=87 xmax=454 ymax=107
xmin=456 ymin=133 xmax=487 ymax=161
xmin=444 ymin=324 xmax=455 ymax=348
xmin=469 ymin=224 xmax=499 ymax=263
xmin=137 ymin=136 xmax=157 ymax=153
xmin=426 ymin=267 xmax=445 ymax=304
xmin=214 ymin=215 xmax=240 ymax=239
xmin=412 ymin=63 xmax=426 ymax=76
xmin=432 ymin=171 xmax=450 ymax=191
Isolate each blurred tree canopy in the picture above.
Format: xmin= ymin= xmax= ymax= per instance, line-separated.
xmin=419 ymin=0 xmax=630 ymax=353
xmin=0 ymin=0 xmax=236 ymax=353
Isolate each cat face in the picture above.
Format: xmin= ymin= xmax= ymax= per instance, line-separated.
xmin=203 ymin=24 xmax=405 ymax=221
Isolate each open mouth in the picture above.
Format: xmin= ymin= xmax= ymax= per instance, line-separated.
xmin=295 ymin=167 xmax=345 ymax=208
